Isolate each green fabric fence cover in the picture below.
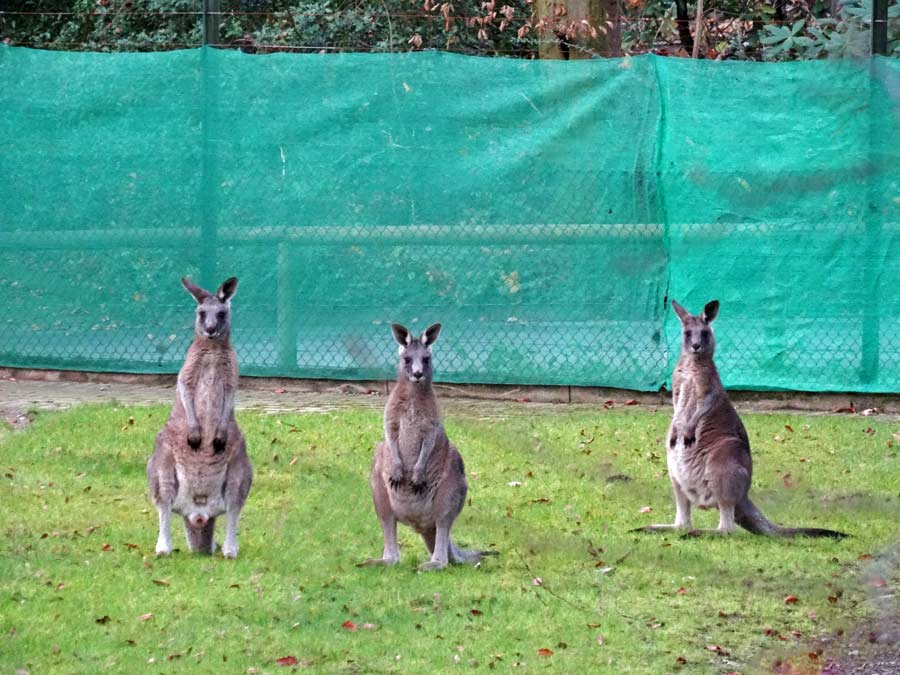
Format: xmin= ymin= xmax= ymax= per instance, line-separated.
xmin=0 ymin=46 xmax=898 ymax=391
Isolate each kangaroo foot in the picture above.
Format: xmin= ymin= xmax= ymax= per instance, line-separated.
xmin=357 ymin=556 xmax=400 ymax=567
xmin=418 ymin=560 xmax=447 ymax=572
xmin=680 ymin=528 xmax=732 ymax=538
xmin=631 ymin=524 xmax=689 ymax=534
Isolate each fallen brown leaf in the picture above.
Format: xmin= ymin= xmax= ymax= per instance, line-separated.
xmin=537 ymin=648 xmax=553 ymax=657
xmin=276 ymin=656 xmax=298 ymax=666
xmin=138 ymin=613 xmax=153 ymax=622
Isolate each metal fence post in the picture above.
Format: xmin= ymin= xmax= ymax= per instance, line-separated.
xmin=861 ymin=58 xmax=885 ymax=385
xmin=872 ymin=0 xmax=888 ymax=55
xmin=203 ymin=0 xmax=222 ymax=47
xmin=277 ymin=241 xmax=298 ymax=371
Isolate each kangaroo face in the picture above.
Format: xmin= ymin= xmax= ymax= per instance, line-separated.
xmin=672 ymin=300 xmax=719 ymax=357
xmin=194 ymin=295 xmax=231 ymax=340
xmin=181 ymin=276 xmax=239 ymax=341
xmin=391 ymin=322 xmax=442 ymax=384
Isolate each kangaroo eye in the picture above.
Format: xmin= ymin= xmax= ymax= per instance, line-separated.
xmin=701 ymin=329 xmax=710 ymax=338
xmin=198 ymin=311 xmax=206 ymax=320
xmin=422 ymin=357 xmax=431 ymax=365
xmin=217 ymin=311 xmax=226 ymax=320
xmin=404 ymin=357 xmax=412 ymax=365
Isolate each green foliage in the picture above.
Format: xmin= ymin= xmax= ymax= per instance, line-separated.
xmin=620 ymin=0 xmax=900 ymax=59
xmin=0 ymin=0 xmax=540 ymax=55
xmin=759 ymin=0 xmax=900 ymax=59
xmin=1 ymin=403 xmax=899 ymax=672
xmin=2 ymin=0 xmax=899 ymax=58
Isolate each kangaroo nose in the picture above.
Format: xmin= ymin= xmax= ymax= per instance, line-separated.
xmin=412 ymin=371 xmax=423 ymax=379
xmin=691 ymin=343 xmax=701 ymax=351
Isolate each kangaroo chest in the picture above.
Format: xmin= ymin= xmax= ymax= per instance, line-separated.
xmin=672 ymin=371 xmax=710 ymax=422
xmin=396 ymin=406 xmax=436 ymax=461
xmin=192 ymin=350 xmax=231 ymax=433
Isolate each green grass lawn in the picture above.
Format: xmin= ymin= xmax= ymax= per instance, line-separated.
xmin=1 ymin=403 xmax=899 ymax=674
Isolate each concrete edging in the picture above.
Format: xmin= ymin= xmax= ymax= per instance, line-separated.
xmin=1 ymin=366 xmax=898 ymax=413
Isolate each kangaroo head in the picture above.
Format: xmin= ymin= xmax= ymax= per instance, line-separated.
xmin=391 ymin=322 xmax=442 ymax=385
xmin=181 ymin=276 xmax=238 ymax=341
xmin=672 ymin=299 xmax=719 ymax=358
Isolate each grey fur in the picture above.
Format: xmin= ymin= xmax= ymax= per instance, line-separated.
xmin=359 ymin=323 xmax=498 ymax=571
xmin=637 ymin=300 xmax=846 ymax=539
xmin=146 ymin=276 xmax=253 ymax=558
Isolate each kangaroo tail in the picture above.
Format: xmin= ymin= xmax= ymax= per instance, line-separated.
xmin=449 ymin=539 xmax=499 ymax=564
xmin=183 ymin=516 xmax=217 ymax=553
xmin=735 ymin=499 xmax=847 ymax=539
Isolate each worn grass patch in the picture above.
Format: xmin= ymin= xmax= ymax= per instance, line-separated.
xmin=1 ymin=404 xmax=898 ymax=674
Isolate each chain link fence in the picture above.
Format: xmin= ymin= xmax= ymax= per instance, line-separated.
xmin=1 ymin=45 xmax=899 ymax=391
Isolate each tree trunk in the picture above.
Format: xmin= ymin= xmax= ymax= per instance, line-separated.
xmin=675 ymin=0 xmax=694 ymax=53
xmin=534 ymin=0 xmax=619 ymax=59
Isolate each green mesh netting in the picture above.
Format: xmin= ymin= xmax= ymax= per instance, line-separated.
xmin=1 ymin=46 xmax=898 ymax=391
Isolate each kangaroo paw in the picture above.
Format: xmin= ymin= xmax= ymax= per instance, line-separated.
xmin=388 ymin=470 xmax=404 ymax=490
xmin=187 ymin=430 xmax=201 ymax=450
xmin=212 ymin=432 xmax=227 ymax=454
xmin=669 ymin=426 xmax=678 ymax=449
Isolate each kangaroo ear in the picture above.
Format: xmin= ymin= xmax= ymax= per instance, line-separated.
xmin=701 ymin=300 xmax=719 ymax=324
xmin=671 ymin=300 xmax=690 ymax=323
xmin=391 ymin=323 xmax=412 ymax=347
xmin=216 ymin=277 xmax=238 ymax=302
xmin=421 ymin=323 xmax=442 ymax=347
xmin=181 ymin=277 xmax=211 ymax=303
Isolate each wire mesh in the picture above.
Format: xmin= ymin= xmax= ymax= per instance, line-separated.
xmin=0 ymin=42 xmax=899 ymax=391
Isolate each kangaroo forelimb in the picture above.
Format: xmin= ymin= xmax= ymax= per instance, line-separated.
xmin=178 ymin=378 xmax=201 ymax=449
xmin=213 ymin=387 xmax=235 ymax=453
xmin=411 ymin=424 xmax=438 ymax=493
xmin=385 ymin=420 xmax=404 ymax=489
xmin=682 ymin=391 xmax=718 ymax=445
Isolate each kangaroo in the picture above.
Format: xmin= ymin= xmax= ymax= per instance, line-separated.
xmin=359 ymin=323 xmax=498 ymax=571
xmin=637 ymin=299 xmax=846 ymax=538
xmin=147 ymin=276 xmax=253 ymax=558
